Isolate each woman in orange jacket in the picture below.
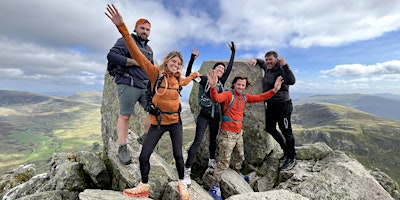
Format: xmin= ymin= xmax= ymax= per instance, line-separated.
xmin=106 ymin=4 xmax=199 ymax=200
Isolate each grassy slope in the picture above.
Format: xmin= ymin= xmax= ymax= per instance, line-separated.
xmin=0 ymin=91 xmax=102 ymax=173
xmin=293 ymin=103 xmax=400 ymax=183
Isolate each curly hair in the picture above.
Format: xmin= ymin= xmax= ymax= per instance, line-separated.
xmin=231 ymin=75 xmax=252 ymax=89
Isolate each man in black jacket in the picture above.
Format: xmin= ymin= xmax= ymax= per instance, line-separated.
xmin=248 ymin=51 xmax=297 ymax=170
xmin=107 ymin=18 xmax=154 ymax=165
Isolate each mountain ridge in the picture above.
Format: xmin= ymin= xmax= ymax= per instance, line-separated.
xmin=295 ymin=93 xmax=400 ymax=121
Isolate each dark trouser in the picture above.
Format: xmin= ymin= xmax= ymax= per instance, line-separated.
xmin=185 ymin=107 xmax=220 ymax=168
xmin=265 ymin=100 xmax=296 ymax=159
xmin=139 ymin=123 xmax=184 ymax=183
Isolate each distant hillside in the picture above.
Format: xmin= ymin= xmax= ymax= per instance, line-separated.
xmin=292 ymin=103 xmax=400 ymax=184
xmin=0 ymin=90 xmax=102 ymax=174
xmin=294 ymin=93 xmax=400 ymax=121
xmin=0 ymin=90 xmax=54 ymax=106
xmin=65 ymin=91 xmax=102 ymax=104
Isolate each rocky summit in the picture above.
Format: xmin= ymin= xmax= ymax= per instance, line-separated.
xmin=1 ymin=60 xmax=399 ymax=200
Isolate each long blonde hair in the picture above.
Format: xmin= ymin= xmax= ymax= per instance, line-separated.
xmin=158 ymin=51 xmax=184 ymax=74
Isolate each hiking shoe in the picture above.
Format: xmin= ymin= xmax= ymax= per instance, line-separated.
xmin=177 ymin=180 xmax=190 ymax=200
xmin=208 ymin=158 xmax=216 ymax=169
xmin=209 ymin=185 xmax=222 ymax=200
xmin=137 ymin=134 xmax=146 ymax=144
xmin=279 ymin=155 xmax=287 ymax=164
xmin=118 ymin=144 xmax=131 ymax=165
xmin=123 ymin=182 xmax=149 ymax=197
xmin=281 ymin=159 xmax=297 ymax=171
xmin=184 ymin=167 xmax=191 ymax=187
xmin=239 ymin=173 xmax=250 ymax=182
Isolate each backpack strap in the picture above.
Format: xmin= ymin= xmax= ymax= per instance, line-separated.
xmin=151 ymin=75 xmax=182 ymax=128
xmin=222 ymin=89 xmax=246 ymax=122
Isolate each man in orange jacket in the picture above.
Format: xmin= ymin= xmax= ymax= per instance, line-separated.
xmin=206 ymin=70 xmax=283 ymax=200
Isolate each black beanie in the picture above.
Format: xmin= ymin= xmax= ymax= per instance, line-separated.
xmin=212 ymin=62 xmax=225 ymax=69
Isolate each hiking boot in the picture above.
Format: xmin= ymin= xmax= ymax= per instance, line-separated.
xmin=279 ymin=154 xmax=287 ymax=164
xmin=123 ymin=182 xmax=149 ymax=197
xmin=208 ymin=158 xmax=216 ymax=169
xmin=177 ymin=180 xmax=190 ymax=200
xmin=239 ymin=173 xmax=250 ymax=182
xmin=118 ymin=144 xmax=131 ymax=165
xmin=184 ymin=167 xmax=191 ymax=187
xmin=281 ymin=159 xmax=297 ymax=171
xmin=209 ymin=185 xmax=222 ymax=200
xmin=137 ymin=134 xmax=146 ymax=144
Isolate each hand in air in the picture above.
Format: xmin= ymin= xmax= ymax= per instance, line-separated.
xmin=274 ymin=76 xmax=284 ymax=92
xmin=105 ymin=4 xmax=124 ymax=26
xmin=192 ymin=48 xmax=200 ymax=59
xmin=248 ymin=59 xmax=257 ymax=67
xmin=229 ymin=41 xmax=236 ymax=52
xmin=207 ymin=70 xmax=218 ymax=87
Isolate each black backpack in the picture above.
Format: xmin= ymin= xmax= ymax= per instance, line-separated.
xmin=107 ymin=62 xmax=119 ymax=77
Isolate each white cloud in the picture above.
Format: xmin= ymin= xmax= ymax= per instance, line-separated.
xmin=320 ymin=60 xmax=400 ymax=76
xmin=1 ymin=0 xmax=400 ymax=95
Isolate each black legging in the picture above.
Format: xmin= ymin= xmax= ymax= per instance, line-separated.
xmin=139 ymin=123 xmax=184 ymax=183
xmin=265 ymin=100 xmax=296 ymax=159
xmin=185 ymin=107 xmax=220 ymax=168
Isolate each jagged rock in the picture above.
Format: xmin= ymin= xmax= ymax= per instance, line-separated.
xmin=2 ymin=173 xmax=49 ymax=200
xmin=295 ymin=142 xmax=333 ymax=160
xmin=276 ymin=151 xmax=394 ymax=200
xmin=16 ymin=190 xmax=79 ymax=200
xmin=0 ymin=164 xmax=35 ymax=198
xmin=79 ymin=189 xmax=151 ymax=200
xmin=76 ymin=151 xmax=110 ymax=189
xmin=202 ymin=168 xmax=253 ymax=199
xmin=161 ymin=181 xmax=213 ymax=200
xmin=226 ymin=189 xmax=309 ymax=200
xmin=370 ymin=168 xmax=400 ymax=200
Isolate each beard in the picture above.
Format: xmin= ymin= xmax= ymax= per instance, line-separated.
xmin=138 ymin=33 xmax=148 ymax=41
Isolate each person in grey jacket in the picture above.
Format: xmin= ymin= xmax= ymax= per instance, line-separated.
xmin=248 ymin=51 xmax=297 ymax=171
xmin=107 ymin=18 xmax=154 ymax=165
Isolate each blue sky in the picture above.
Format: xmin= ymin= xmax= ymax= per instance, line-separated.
xmin=0 ymin=0 xmax=400 ymax=99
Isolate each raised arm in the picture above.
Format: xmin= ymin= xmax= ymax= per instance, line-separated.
xmin=248 ymin=58 xmax=266 ymax=70
xmin=219 ymin=41 xmax=236 ymax=85
xmin=278 ymin=58 xmax=296 ymax=85
xmin=185 ymin=48 xmax=200 ymax=77
xmin=105 ymin=4 xmax=159 ymax=82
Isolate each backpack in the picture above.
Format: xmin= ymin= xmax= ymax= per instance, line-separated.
xmin=107 ymin=62 xmax=120 ymax=77
xmin=198 ymin=81 xmax=223 ymax=118
xmin=221 ymin=89 xmax=247 ymax=122
xmin=147 ymin=75 xmax=182 ymax=128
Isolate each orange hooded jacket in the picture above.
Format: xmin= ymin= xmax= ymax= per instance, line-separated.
xmin=116 ymin=23 xmax=198 ymax=125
